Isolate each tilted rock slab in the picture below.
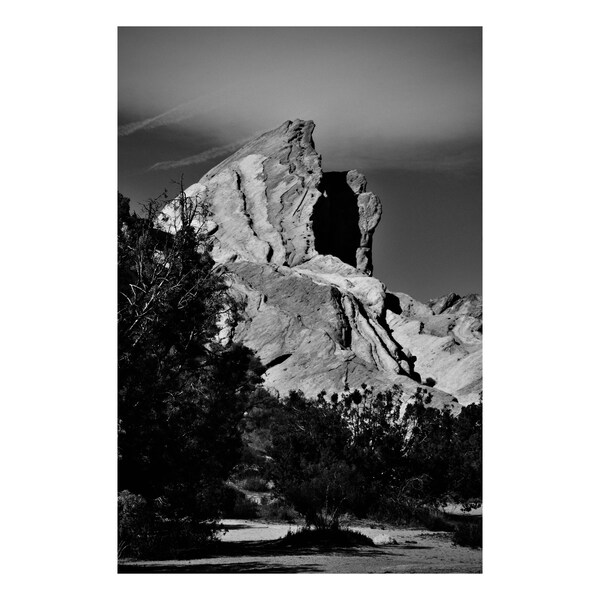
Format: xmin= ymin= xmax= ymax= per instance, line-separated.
xmin=385 ymin=292 xmax=482 ymax=405
xmin=161 ymin=119 xmax=463 ymax=411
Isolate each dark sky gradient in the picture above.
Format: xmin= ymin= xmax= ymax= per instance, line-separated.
xmin=119 ymin=27 xmax=481 ymax=302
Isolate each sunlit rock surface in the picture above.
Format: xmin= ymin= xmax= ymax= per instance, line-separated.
xmin=385 ymin=292 xmax=482 ymax=405
xmin=161 ymin=119 xmax=381 ymax=273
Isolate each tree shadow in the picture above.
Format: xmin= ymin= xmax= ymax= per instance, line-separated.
xmin=119 ymin=560 xmax=323 ymax=573
xmin=118 ymin=534 xmax=437 ymax=573
xmin=205 ymin=539 xmax=406 ymax=559
xmin=217 ymin=523 xmax=257 ymax=531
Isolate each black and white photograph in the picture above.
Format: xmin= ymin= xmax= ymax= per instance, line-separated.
xmin=4 ymin=1 xmax=599 ymax=596
xmin=117 ymin=26 xmax=482 ymax=573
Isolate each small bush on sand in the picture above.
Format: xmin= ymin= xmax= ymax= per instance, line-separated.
xmin=280 ymin=527 xmax=375 ymax=548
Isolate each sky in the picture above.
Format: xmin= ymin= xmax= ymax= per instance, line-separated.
xmin=118 ymin=27 xmax=481 ymax=302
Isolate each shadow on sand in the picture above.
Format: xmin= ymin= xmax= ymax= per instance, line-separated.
xmin=117 ymin=538 xmax=417 ymax=573
xmin=119 ymin=560 xmax=323 ymax=573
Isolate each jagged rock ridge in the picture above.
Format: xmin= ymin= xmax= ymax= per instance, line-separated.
xmin=161 ymin=120 xmax=381 ymax=275
xmin=161 ymin=119 xmax=476 ymax=410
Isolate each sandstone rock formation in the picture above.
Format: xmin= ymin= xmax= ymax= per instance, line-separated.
xmin=161 ymin=120 xmax=381 ymax=274
xmin=161 ymin=119 xmax=478 ymax=411
xmin=385 ymin=292 xmax=482 ymax=405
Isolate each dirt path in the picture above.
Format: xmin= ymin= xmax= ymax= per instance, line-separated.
xmin=119 ymin=519 xmax=482 ymax=573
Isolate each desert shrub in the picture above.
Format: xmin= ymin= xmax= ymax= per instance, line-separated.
xmin=368 ymin=492 xmax=452 ymax=531
xmin=402 ymin=400 xmax=482 ymax=507
xmin=117 ymin=490 xmax=217 ymax=559
xmin=453 ymin=520 xmax=482 ymax=548
xmin=145 ymin=518 xmax=216 ymax=559
xmin=268 ymin=387 xmax=414 ymax=528
xmin=268 ymin=387 xmax=482 ymax=533
xmin=447 ymin=403 xmax=482 ymax=503
xmin=268 ymin=391 xmax=366 ymax=529
xmin=280 ymin=527 xmax=375 ymax=547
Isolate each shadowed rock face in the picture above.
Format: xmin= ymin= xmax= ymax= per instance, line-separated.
xmin=160 ymin=120 xmax=466 ymax=410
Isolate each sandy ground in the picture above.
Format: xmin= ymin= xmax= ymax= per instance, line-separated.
xmin=119 ymin=519 xmax=482 ymax=573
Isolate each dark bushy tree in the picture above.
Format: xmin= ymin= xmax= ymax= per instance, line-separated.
xmin=118 ymin=186 xmax=263 ymax=557
xmin=402 ymin=397 xmax=482 ymax=508
xmin=448 ymin=402 xmax=482 ymax=506
xmin=268 ymin=391 xmax=365 ymax=529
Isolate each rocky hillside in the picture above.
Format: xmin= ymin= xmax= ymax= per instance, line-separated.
xmin=160 ymin=119 xmax=480 ymax=409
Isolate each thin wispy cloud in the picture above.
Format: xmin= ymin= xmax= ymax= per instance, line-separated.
xmin=119 ymin=99 xmax=200 ymax=137
xmin=118 ymin=85 xmax=234 ymax=137
xmin=148 ymin=137 xmax=254 ymax=171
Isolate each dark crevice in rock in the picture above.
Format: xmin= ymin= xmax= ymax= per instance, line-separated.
xmin=330 ymin=287 xmax=352 ymax=349
xmin=313 ymin=172 xmax=361 ymax=268
xmin=264 ymin=353 xmax=293 ymax=369
xmin=264 ymin=244 xmax=273 ymax=262
xmin=384 ymin=293 xmax=403 ymax=316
